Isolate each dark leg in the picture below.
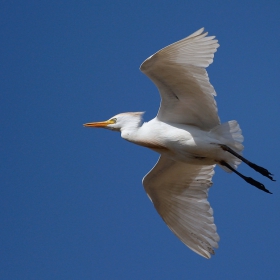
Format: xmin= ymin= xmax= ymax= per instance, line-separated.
xmin=220 ymin=160 xmax=272 ymax=194
xmin=220 ymin=145 xmax=275 ymax=181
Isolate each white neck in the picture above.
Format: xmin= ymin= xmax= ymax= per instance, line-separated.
xmin=107 ymin=111 xmax=143 ymax=143
xmin=121 ymin=122 xmax=142 ymax=141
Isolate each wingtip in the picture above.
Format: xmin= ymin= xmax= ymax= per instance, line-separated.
xmin=199 ymin=27 xmax=205 ymax=33
xmin=187 ymin=27 xmax=206 ymax=38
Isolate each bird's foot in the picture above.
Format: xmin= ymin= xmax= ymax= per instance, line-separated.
xmin=247 ymin=162 xmax=275 ymax=181
xmin=244 ymin=176 xmax=272 ymax=194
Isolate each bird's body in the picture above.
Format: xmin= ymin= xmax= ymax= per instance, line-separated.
xmin=84 ymin=28 xmax=275 ymax=258
xmin=122 ymin=116 xmax=239 ymax=167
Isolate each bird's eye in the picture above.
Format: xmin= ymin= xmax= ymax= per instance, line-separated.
xmin=110 ymin=118 xmax=117 ymax=123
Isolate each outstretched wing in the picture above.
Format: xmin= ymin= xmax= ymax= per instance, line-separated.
xmin=140 ymin=28 xmax=220 ymax=130
xmin=143 ymin=156 xmax=219 ymax=258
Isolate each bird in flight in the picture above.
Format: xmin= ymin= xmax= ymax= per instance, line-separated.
xmin=84 ymin=28 xmax=275 ymax=258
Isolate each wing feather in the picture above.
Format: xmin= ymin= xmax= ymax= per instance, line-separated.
xmin=140 ymin=28 xmax=220 ymax=130
xmin=143 ymin=156 xmax=219 ymax=258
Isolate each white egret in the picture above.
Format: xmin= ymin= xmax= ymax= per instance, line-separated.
xmin=84 ymin=28 xmax=275 ymax=258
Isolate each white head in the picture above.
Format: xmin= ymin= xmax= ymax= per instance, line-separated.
xmin=83 ymin=112 xmax=144 ymax=132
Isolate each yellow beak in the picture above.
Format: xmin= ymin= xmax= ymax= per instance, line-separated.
xmin=83 ymin=119 xmax=115 ymax=128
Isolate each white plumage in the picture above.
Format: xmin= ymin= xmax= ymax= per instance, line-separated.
xmin=143 ymin=158 xmax=218 ymax=258
xmin=84 ymin=28 xmax=274 ymax=258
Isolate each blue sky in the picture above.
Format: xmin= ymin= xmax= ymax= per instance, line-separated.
xmin=1 ymin=1 xmax=280 ymax=279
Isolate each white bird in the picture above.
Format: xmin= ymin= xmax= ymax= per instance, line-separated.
xmin=84 ymin=28 xmax=275 ymax=258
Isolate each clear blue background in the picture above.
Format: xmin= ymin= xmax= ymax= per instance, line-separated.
xmin=1 ymin=1 xmax=280 ymax=279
